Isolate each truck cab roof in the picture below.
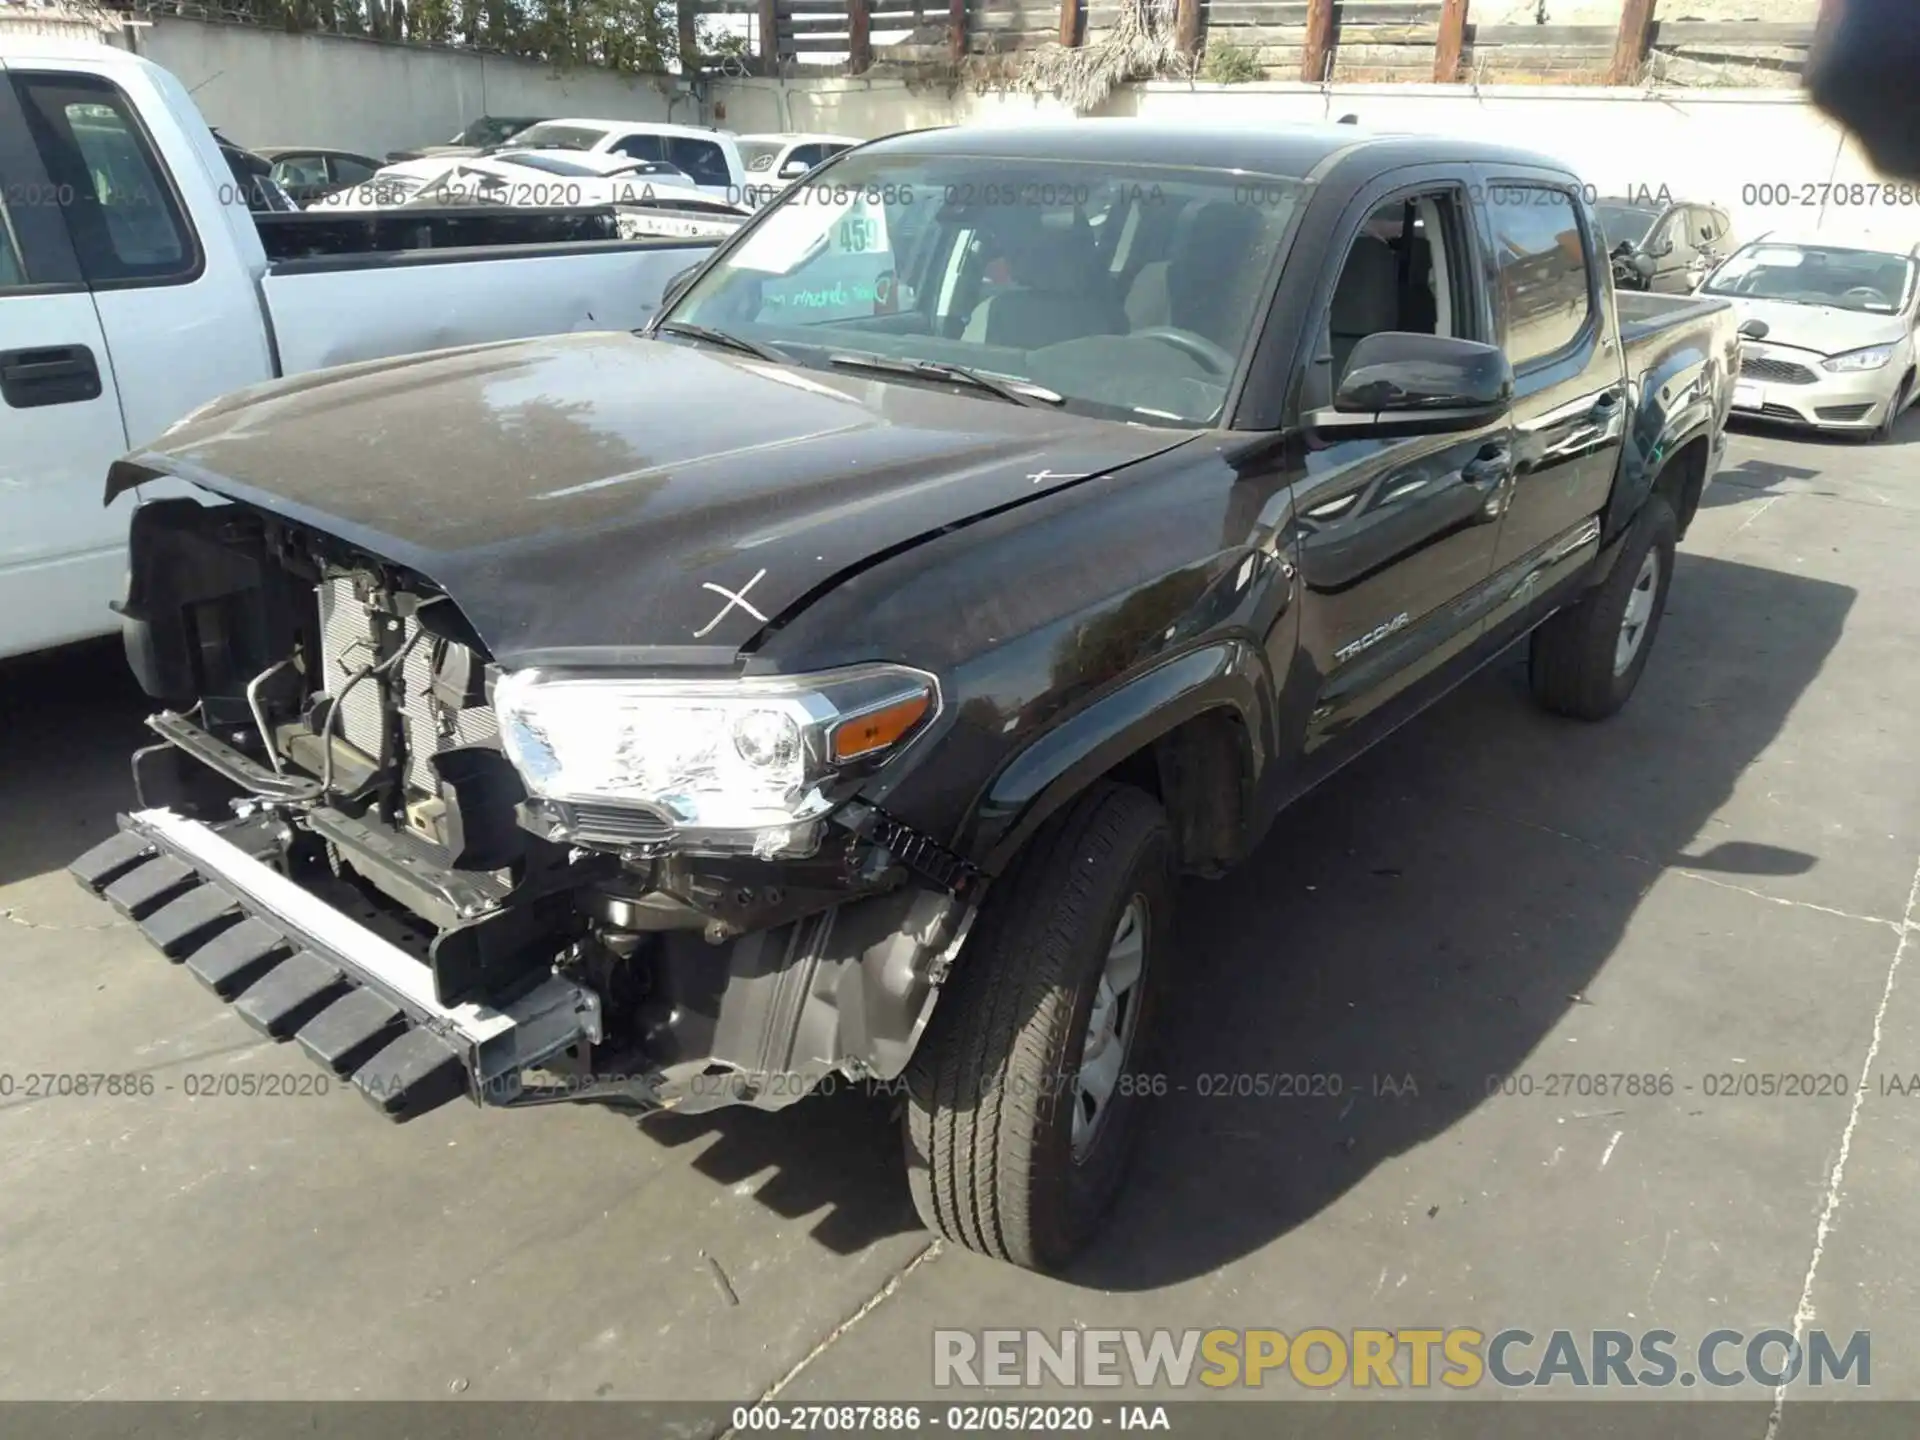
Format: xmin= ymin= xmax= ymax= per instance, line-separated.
xmin=877 ymin=117 xmax=1571 ymax=181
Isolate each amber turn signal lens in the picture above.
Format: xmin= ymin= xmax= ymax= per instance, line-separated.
xmin=830 ymin=692 xmax=931 ymax=763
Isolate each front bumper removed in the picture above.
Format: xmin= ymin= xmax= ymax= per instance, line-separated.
xmin=69 ymin=808 xmax=603 ymax=1122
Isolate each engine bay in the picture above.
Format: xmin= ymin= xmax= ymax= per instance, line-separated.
xmin=110 ymin=496 xmax=967 ymax=1112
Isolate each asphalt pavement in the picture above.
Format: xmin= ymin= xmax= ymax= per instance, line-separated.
xmin=2 ymin=418 xmax=1917 ymax=1427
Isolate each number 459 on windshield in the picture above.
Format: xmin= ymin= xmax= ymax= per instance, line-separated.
xmin=837 ymin=215 xmax=884 ymax=253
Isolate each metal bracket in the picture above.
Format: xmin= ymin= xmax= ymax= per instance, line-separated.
xmin=839 ymin=801 xmax=984 ymax=899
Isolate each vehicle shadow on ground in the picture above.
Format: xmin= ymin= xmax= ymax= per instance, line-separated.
xmin=1068 ymin=549 xmax=1850 ymax=1289
xmin=1706 ymin=410 xmax=1919 ymax=510
xmin=630 ymin=1086 xmax=925 ymax=1254
xmin=0 ymin=638 xmax=150 ymax=890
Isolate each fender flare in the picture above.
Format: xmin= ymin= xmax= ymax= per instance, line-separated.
xmin=962 ymin=641 xmax=1274 ymax=878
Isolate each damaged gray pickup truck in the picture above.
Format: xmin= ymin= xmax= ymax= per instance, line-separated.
xmin=72 ymin=120 xmax=1734 ymax=1272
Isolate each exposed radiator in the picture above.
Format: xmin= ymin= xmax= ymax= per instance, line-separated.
xmin=317 ymin=577 xmax=499 ymax=794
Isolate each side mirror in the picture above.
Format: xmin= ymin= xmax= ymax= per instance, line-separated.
xmin=1645 ymin=235 xmax=1674 ymax=259
xmin=658 ymin=262 xmax=702 ymax=314
xmin=1307 ymin=332 xmax=1513 ymax=436
xmin=1738 ymin=318 xmax=1770 ymax=341
xmin=778 ymin=158 xmax=810 ymax=180
xmin=1631 ymin=250 xmax=1659 ymax=280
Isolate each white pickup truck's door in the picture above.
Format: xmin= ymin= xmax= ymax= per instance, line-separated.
xmin=0 ymin=74 xmax=133 ymax=658
xmin=0 ymin=60 xmax=273 ymax=660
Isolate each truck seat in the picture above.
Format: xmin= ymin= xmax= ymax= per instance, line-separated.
xmin=1330 ymin=234 xmax=1401 ymax=381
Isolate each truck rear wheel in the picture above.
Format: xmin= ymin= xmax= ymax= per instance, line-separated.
xmin=1528 ymin=496 xmax=1677 ymax=721
xmin=902 ymin=782 xmax=1172 ymax=1272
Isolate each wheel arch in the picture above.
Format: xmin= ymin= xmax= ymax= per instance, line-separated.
xmin=963 ymin=642 xmax=1273 ymax=879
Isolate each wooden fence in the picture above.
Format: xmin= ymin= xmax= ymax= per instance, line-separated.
xmin=697 ymin=0 xmax=1824 ymax=86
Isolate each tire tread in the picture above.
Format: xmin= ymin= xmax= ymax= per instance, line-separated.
xmin=905 ymin=782 xmax=1166 ymax=1269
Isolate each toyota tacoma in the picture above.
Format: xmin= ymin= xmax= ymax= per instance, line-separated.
xmin=71 ymin=121 xmax=1736 ymax=1272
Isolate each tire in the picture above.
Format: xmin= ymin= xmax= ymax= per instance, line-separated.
xmin=902 ymin=781 xmax=1173 ymax=1272
xmin=1528 ymin=496 xmax=1677 ymax=722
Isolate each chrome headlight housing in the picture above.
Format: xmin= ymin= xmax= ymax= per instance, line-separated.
xmin=1823 ymin=344 xmax=1897 ymax=373
xmin=493 ymin=664 xmax=939 ymax=859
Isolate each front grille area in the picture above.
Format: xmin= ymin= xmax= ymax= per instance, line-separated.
xmin=317 ymin=578 xmax=499 ymax=794
xmin=1817 ymin=404 xmax=1874 ymax=423
xmin=1741 ymin=353 xmax=1819 ymax=385
xmin=1760 ymin=403 xmax=1804 ymax=421
xmin=552 ymin=802 xmax=677 ymax=849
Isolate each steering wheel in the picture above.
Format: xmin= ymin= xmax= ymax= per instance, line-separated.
xmin=1842 ymin=285 xmax=1892 ymax=307
xmin=1131 ymin=326 xmax=1236 ymax=375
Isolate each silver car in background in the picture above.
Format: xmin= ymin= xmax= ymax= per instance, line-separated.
xmin=1704 ymin=229 xmax=1920 ymax=441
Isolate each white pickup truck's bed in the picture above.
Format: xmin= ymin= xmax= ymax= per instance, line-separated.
xmin=0 ymin=43 xmax=719 ymax=661
xmin=260 ymin=242 xmax=694 ymax=373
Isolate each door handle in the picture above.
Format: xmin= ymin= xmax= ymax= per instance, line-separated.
xmin=1462 ymin=445 xmax=1513 ymax=489
xmin=0 ymin=344 xmax=103 ymax=409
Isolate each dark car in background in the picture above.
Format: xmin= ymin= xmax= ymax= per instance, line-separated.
xmin=1597 ymin=195 xmax=1736 ymax=294
xmin=256 ymin=146 xmax=384 ymax=207
xmin=210 ymin=128 xmax=298 ymax=213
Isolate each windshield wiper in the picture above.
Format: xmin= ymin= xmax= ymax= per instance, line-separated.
xmin=827 ymin=351 xmax=1064 ymax=408
xmin=655 ymin=321 xmax=789 ymax=364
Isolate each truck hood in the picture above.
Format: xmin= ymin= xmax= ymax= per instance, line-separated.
xmin=1724 ymin=297 xmax=1910 ymax=358
xmin=111 ymin=332 xmax=1201 ymax=666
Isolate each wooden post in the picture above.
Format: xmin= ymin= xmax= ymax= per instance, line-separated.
xmin=1608 ymin=0 xmax=1657 ymax=84
xmin=1299 ymin=0 xmax=1335 ymax=84
xmin=948 ymin=0 xmax=966 ymax=62
xmin=850 ymin=0 xmax=873 ymax=71
xmin=1433 ymin=0 xmax=1467 ymax=81
xmin=1174 ymin=0 xmax=1201 ymax=59
xmin=758 ymin=0 xmax=780 ymax=74
xmin=678 ymin=0 xmax=701 ymax=75
xmin=1059 ymin=0 xmax=1084 ymax=48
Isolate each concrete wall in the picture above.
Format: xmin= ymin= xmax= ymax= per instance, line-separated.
xmin=710 ymin=74 xmax=1916 ymax=244
xmin=102 ymin=17 xmax=1919 ymax=250
xmin=125 ymin=18 xmax=688 ymax=155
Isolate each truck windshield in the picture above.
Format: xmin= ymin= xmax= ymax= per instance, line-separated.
xmin=1703 ymin=241 xmax=1916 ymax=314
xmin=665 ymin=152 xmax=1303 ymax=427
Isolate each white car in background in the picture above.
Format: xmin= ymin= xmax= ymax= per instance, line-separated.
xmin=736 ymin=132 xmax=861 ymax=206
xmin=495 ymin=118 xmax=747 ymax=203
xmin=1704 ymin=228 xmax=1920 ymax=441
xmin=310 ymin=151 xmax=751 ymax=239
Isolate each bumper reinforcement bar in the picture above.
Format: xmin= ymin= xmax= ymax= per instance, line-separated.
xmin=69 ymin=808 xmax=602 ymax=1122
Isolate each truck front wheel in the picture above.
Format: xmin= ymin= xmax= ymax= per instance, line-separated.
xmin=902 ymin=782 xmax=1173 ymax=1272
xmin=1528 ymin=495 xmax=1677 ymax=721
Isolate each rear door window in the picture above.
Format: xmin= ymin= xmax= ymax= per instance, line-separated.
xmin=610 ymin=132 xmax=664 ymax=162
xmin=1487 ymin=185 xmax=1593 ymax=368
xmin=666 ymin=138 xmax=731 ymax=188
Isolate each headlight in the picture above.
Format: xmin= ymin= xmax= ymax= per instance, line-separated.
xmin=493 ymin=664 xmax=938 ymax=859
xmin=1823 ymin=345 xmax=1897 ymax=372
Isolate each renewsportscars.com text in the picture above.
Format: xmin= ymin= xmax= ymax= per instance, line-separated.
xmin=933 ymin=1328 xmax=1870 ymax=1391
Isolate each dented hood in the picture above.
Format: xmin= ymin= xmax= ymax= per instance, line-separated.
xmin=112 ymin=332 xmax=1200 ymax=666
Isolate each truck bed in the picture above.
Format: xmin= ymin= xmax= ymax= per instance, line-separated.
xmin=261 ymin=235 xmax=718 ymax=373
xmin=1615 ymin=289 xmax=1732 ymax=347
xmin=255 ymin=205 xmax=626 ymax=261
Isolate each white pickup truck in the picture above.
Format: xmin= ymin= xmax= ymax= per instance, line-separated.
xmin=0 ymin=45 xmax=721 ymax=660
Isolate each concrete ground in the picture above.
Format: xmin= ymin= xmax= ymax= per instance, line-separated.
xmin=2 ymin=418 xmax=1917 ymax=1421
